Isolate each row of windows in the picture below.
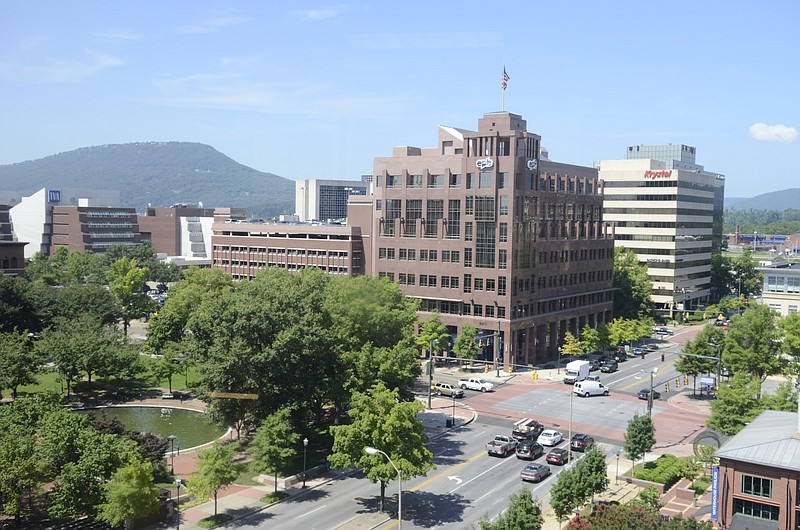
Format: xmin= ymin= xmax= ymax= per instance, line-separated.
xmin=417 ymin=297 xmax=507 ymax=319
xmin=604 ymin=207 xmax=714 ymax=216
xmin=512 ymin=291 xmax=612 ymax=319
xmin=214 ymin=246 xmax=349 ymax=258
xmin=765 ymin=275 xmax=800 ymax=293
xmin=615 ymin=234 xmax=714 ymax=243
xmin=603 ymin=180 xmax=717 ymax=193
xmin=614 ymin=220 xmax=712 ymax=229
xmin=376 ymin=170 xmax=599 ymax=196
xmin=84 ymin=211 xmax=133 ymax=218
xmin=230 ymin=263 xmax=349 ymax=277
xmin=88 ymin=232 xmax=136 ymax=239
xmin=604 ymin=193 xmax=715 ymax=205
xmin=380 ymin=248 xmax=462 ymax=263
xmin=87 ymin=222 xmax=134 ymax=229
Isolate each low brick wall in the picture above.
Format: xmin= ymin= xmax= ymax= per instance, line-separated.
xmin=258 ymin=463 xmax=329 ymax=489
xmin=623 ymin=475 xmax=666 ymax=493
xmin=675 ymin=487 xmax=696 ymax=502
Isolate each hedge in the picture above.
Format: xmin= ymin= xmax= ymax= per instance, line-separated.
xmin=635 ymin=454 xmax=683 ymax=490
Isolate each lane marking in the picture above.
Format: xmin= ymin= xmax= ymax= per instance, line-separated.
xmin=296 ymin=504 xmax=327 ymax=518
xmin=474 ymin=487 xmax=497 ymax=504
xmin=411 ymin=450 xmax=486 ymax=491
xmin=448 ymin=455 xmax=515 ymax=494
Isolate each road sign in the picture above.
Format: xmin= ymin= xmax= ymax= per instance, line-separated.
xmin=699 ymin=376 xmax=716 ymax=387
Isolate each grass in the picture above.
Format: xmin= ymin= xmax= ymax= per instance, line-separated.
xmin=691 ymin=475 xmax=712 ymax=494
xmin=197 ymin=514 xmax=232 ymax=528
xmin=260 ymin=491 xmax=289 ymax=504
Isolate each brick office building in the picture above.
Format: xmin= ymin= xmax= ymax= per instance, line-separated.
xmin=370 ymin=112 xmax=614 ymax=366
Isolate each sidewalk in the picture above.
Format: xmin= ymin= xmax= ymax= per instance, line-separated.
xmin=158 ymin=396 xmax=477 ymax=530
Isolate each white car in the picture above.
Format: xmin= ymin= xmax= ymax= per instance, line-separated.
xmin=537 ymin=429 xmax=563 ymax=447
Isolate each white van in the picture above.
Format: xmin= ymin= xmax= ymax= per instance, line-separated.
xmin=573 ymin=381 xmax=609 ymax=397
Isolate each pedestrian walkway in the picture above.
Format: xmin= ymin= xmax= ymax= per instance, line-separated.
xmin=154 ymin=396 xmax=476 ymax=530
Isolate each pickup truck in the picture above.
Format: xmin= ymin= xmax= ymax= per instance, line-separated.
xmin=512 ymin=418 xmax=544 ymax=441
xmin=485 ymin=434 xmax=518 ymax=457
xmin=459 ymin=377 xmax=495 ymax=392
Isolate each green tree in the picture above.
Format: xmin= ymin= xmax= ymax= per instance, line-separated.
xmin=724 ymin=304 xmax=782 ymax=395
xmin=606 ymin=317 xmax=637 ymax=348
xmin=151 ymin=341 xmax=181 ymax=393
xmin=561 ymin=331 xmax=582 ymax=359
xmin=0 ymin=329 xmax=41 ymax=398
xmin=731 ymin=249 xmax=762 ymax=299
xmin=707 ymin=374 xmax=761 ymax=435
xmin=329 ymin=382 xmax=434 ymax=512
xmin=0 ymin=274 xmax=41 ymax=333
xmin=613 ymin=247 xmax=654 ymax=319
xmin=636 ymin=485 xmax=664 ymax=510
xmin=779 ymin=312 xmax=800 ymax=374
xmin=97 ymin=459 xmax=160 ymax=530
xmin=476 ymin=488 xmax=543 ymax=530
xmin=579 ymin=324 xmax=601 ymax=354
xmin=549 ymin=467 xmax=582 ymax=523
xmin=580 ymin=447 xmax=609 ymax=498
xmin=674 ymin=326 xmax=723 ymax=395
xmin=56 ymin=284 xmax=118 ymax=325
xmin=251 ymin=408 xmax=299 ymax=493
xmin=0 ymin=427 xmax=42 ymax=523
xmin=347 ymin=341 xmax=422 ymax=397
xmin=106 ymin=256 xmax=149 ymax=336
xmin=623 ymin=414 xmax=656 ymax=466
xmin=416 ymin=312 xmax=450 ymax=358
xmin=710 ymin=253 xmax=734 ymax=302
xmin=189 ymin=441 xmax=239 ymax=516
xmin=453 ymin=325 xmax=480 ymax=364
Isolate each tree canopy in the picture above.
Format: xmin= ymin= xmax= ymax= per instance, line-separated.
xmin=613 ymin=247 xmax=654 ymax=319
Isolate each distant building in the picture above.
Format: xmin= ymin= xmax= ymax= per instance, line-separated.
xmin=138 ymin=204 xmax=218 ymax=258
xmin=295 ymin=179 xmax=369 ymax=222
xmin=9 ymin=187 xmax=122 ymax=258
xmin=756 ymin=261 xmax=800 ymax=316
xmin=51 ymin=203 xmax=141 ymax=255
xmin=599 ymin=144 xmax=725 ymax=311
xmin=715 ymin=409 xmax=800 ymax=529
xmin=211 ymin=220 xmax=364 ymax=279
xmin=0 ymin=204 xmax=26 ymax=277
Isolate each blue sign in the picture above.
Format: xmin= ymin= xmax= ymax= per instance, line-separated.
xmin=700 ymin=375 xmax=716 ymax=387
xmin=710 ymin=466 xmax=719 ymax=520
xmin=48 ymin=189 xmax=61 ymax=203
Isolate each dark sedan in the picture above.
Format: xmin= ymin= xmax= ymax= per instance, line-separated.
xmin=546 ymin=448 xmax=570 ymax=465
xmin=570 ymin=433 xmax=595 ymax=452
xmin=637 ymin=389 xmax=661 ymax=400
xmin=600 ymin=360 xmax=618 ymax=373
xmin=520 ymin=463 xmax=551 ymax=482
xmin=516 ymin=441 xmax=544 ymax=460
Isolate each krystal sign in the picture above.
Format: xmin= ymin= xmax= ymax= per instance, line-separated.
xmin=476 ymin=157 xmax=494 ymax=170
xmin=644 ymin=170 xmax=673 ymax=179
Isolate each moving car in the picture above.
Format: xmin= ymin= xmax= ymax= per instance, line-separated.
xmin=585 ymin=375 xmax=601 ymax=382
xmin=546 ymin=448 xmax=570 ymax=465
xmin=537 ymin=429 xmax=564 ymax=446
xmin=638 ymin=389 xmax=661 ymax=400
xmin=432 ymin=382 xmax=464 ymax=398
xmin=573 ymin=381 xmax=610 ymax=397
xmin=600 ymin=360 xmax=618 ymax=373
xmin=515 ymin=441 xmax=545 ymax=460
xmin=520 ymin=463 xmax=552 ymax=482
xmin=588 ymin=359 xmax=601 ymax=372
xmin=570 ymin=433 xmax=595 ymax=452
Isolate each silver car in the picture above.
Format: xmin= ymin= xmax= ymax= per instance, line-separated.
xmin=520 ymin=463 xmax=552 ymax=482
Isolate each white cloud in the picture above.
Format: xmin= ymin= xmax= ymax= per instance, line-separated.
xmin=180 ymin=15 xmax=248 ymax=34
xmin=748 ymin=122 xmax=798 ymax=143
xmin=0 ymin=50 xmax=123 ymax=84
xmin=297 ymin=5 xmax=347 ymax=21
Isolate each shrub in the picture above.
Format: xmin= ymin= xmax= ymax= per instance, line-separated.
xmin=635 ymin=454 xmax=683 ymax=490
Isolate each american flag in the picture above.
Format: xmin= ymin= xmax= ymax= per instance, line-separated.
xmin=502 ymin=68 xmax=510 ymax=90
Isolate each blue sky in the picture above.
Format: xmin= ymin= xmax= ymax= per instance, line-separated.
xmin=1 ymin=1 xmax=798 ymax=199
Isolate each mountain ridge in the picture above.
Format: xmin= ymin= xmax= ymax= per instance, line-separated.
xmin=0 ymin=142 xmax=295 ymax=218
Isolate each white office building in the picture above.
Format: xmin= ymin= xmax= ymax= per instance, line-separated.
xmin=598 ymin=145 xmax=725 ymax=310
xmin=295 ymin=179 xmax=369 ymax=223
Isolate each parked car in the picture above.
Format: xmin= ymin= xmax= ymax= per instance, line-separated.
xmin=512 ymin=418 xmax=544 ymax=441
xmin=546 ymin=448 xmax=570 ymax=465
xmin=588 ymin=359 xmax=601 ymax=372
xmin=537 ymin=429 xmax=564 ymax=446
xmin=600 ymin=360 xmax=618 ymax=373
xmin=520 ymin=463 xmax=552 ymax=482
xmin=432 ymin=382 xmax=464 ymax=398
xmin=515 ymin=441 xmax=545 ymax=460
xmin=637 ymin=389 xmax=661 ymax=400
xmin=656 ymin=327 xmax=674 ymax=336
xmin=644 ymin=344 xmax=659 ymax=352
xmin=631 ymin=348 xmax=644 ymax=357
xmin=585 ymin=375 xmax=601 ymax=382
xmin=570 ymin=433 xmax=595 ymax=452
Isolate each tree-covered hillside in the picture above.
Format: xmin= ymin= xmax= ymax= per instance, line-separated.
xmin=0 ymin=142 xmax=294 ymax=218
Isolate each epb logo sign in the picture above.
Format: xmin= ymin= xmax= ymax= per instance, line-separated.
xmin=527 ymin=159 xmax=538 ymax=170
xmin=475 ymin=157 xmax=494 ymax=170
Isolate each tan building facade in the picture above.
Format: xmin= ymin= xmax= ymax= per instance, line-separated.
xmin=371 ymin=112 xmax=614 ymax=366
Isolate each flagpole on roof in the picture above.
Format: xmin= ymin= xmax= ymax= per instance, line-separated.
xmin=501 ymin=66 xmax=509 ymax=111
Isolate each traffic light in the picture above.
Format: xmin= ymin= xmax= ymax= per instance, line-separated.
xmin=685 ymin=375 xmax=689 ymax=386
xmin=531 ymin=369 xmax=539 ymax=380
xmin=661 ymin=353 xmax=665 ymax=362
xmin=665 ymin=383 xmax=670 ymax=393
xmin=508 ymin=364 xmax=513 ymax=374
xmin=484 ymin=364 xmax=489 ymax=373
xmin=676 ymin=377 xmax=681 ymax=388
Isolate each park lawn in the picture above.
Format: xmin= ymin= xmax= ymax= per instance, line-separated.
xmin=3 ymin=367 xmax=62 ymax=398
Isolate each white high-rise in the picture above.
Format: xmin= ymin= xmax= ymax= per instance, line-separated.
xmin=598 ymin=145 xmax=725 ymax=311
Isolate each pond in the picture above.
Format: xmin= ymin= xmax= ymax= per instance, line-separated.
xmin=81 ymin=406 xmax=227 ymax=450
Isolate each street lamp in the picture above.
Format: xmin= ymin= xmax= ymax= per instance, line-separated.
xmin=365 ymin=447 xmax=402 ymax=529
xmin=302 ymin=438 xmax=309 ymax=488
xmin=568 ymin=377 xmax=574 ymax=465
xmin=646 ymin=368 xmax=657 ymax=419
xmin=175 ymin=478 xmax=182 ymax=530
xmin=557 ymin=346 xmax=562 ymax=374
xmin=754 ymin=231 xmax=758 ymax=251
xmin=451 ymin=393 xmax=456 ymax=427
xmin=427 ymin=339 xmax=437 ymax=410
xmin=168 ymin=434 xmax=177 ymax=474
xmin=615 ymin=451 xmax=621 ymax=484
